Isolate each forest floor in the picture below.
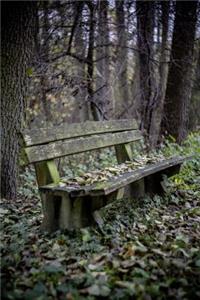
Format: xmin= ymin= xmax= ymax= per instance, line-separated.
xmin=1 ymin=134 xmax=200 ymax=300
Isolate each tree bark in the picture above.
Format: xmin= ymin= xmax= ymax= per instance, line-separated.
xmin=160 ymin=1 xmax=198 ymax=143
xmin=189 ymin=40 xmax=200 ymax=130
xmin=86 ymin=1 xmax=101 ymax=121
xmin=1 ymin=2 xmax=37 ymax=199
xmin=71 ymin=1 xmax=89 ymax=122
xmin=115 ymin=0 xmax=130 ymax=116
xmin=40 ymin=1 xmax=52 ymax=123
xmin=150 ymin=1 xmax=170 ymax=147
xmin=95 ymin=0 xmax=110 ymax=120
xmin=136 ymin=0 xmax=155 ymax=142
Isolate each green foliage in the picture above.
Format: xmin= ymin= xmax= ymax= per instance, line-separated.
xmin=26 ymin=67 xmax=33 ymax=77
xmin=159 ymin=131 xmax=200 ymax=157
xmin=18 ymin=166 xmax=39 ymax=200
xmin=159 ymin=132 xmax=200 ymax=198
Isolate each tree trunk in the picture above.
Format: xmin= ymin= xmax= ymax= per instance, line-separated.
xmin=189 ymin=40 xmax=200 ymax=130
xmin=86 ymin=1 xmax=101 ymax=121
xmin=115 ymin=0 xmax=130 ymax=117
xmin=160 ymin=1 xmax=198 ymax=143
xmin=150 ymin=1 xmax=170 ymax=147
xmin=95 ymin=0 xmax=110 ymax=120
xmin=72 ymin=1 xmax=89 ymax=122
xmin=40 ymin=1 xmax=52 ymax=123
xmin=136 ymin=0 xmax=155 ymax=142
xmin=1 ymin=2 xmax=37 ymax=199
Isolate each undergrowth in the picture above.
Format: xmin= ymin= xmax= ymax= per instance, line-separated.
xmin=1 ymin=132 xmax=200 ymax=299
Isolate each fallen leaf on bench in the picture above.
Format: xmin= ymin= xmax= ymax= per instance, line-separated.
xmin=58 ymin=153 xmax=169 ymax=187
xmin=74 ymin=177 xmax=86 ymax=185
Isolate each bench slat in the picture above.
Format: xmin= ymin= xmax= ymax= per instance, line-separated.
xmin=40 ymin=156 xmax=186 ymax=196
xmin=25 ymin=130 xmax=142 ymax=163
xmin=23 ymin=119 xmax=138 ymax=146
xmin=88 ymin=156 xmax=185 ymax=196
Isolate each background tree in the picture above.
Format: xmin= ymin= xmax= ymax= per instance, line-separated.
xmin=25 ymin=0 xmax=199 ymax=138
xmin=1 ymin=1 xmax=37 ymax=199
xmin=86 ymin=0 xmax=98 ymax=120
xmin=40 ymin=1 xmax=52 ymax=122
xmin=189 ymin=40 xmax=200 ymax=130
xmin=136 ymin=0 xmax=155 ymax=144
xmin=73 ymin=1 xmax=89 ymax=122
xmin=115 ymin=0 xmax=130 ymax=116
xmin=149 ymin=1 xmax=170 ymax=147
xmin=95 ymin=0 xmax=110 ymax=120
xmin=160 ymin=1 xmax=198 ymax=143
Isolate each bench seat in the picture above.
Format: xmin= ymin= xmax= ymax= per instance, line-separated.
xmin=40 ymin=156 xmax=187 ymax=197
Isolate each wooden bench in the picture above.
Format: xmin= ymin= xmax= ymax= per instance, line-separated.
xmin=21 ymin=119 xmax=188 ymax=232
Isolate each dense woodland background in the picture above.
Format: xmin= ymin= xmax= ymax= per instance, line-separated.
xmin=1 ymin=2 xmax=200 ymax=299
xmin=1 ymin=0 xmax=200 ymax=199
xmin=28 ymin=0 xmax=200 ymax=139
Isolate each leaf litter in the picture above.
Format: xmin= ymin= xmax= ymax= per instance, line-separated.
xmin=60 ymin=153 xmax=167 ymax=187
xmin=1 ymin=134 xmax=200 ymax=299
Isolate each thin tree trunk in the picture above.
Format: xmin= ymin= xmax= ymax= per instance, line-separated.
xmin=40 ymin=1 xmax=52 ymax=122
xmin=72 ymin=1 xmax=89 ymax=122
xmin=95 ymin=0 xmax=110 ymax=120
xmin=160 ymin=1 xmax=198 ymax=143
xmin=150 ymin=1 xmax=170 ymax=147
xmin=136 ymin=0 xmax=155 ymax=142
xmin=86 ymin=1 xmax=101 ymax=121
xmin=189 ymin=40 xmax=200 ymax=130
xmin=115 ymin=0 xmax=130 ymax=116
xmin=1 ymin=2 xmax=37 ymax=199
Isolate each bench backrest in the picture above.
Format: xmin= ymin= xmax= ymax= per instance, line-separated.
xmin=21 ymin=119 xmax=142 ymax=186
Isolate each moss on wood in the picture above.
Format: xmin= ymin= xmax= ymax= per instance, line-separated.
xmin=23 ymin=119 xmax=138 ymax=146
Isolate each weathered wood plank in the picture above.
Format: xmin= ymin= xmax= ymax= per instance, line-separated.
xmin=115 ymin=143 xmax=133 ymax=198
xmin=34 ymin=160 xmax=60 ymax=186
xmin=115 ymin=143 xmax=133 ymax=163
xmin=25 ymin=130 xmax=142 ymax=163
xmin=40 ymin=156 xmax=187 ymax=196
xmin=58 ymin=193 xmax=72 ymax=230
xmin=23 ymin=119 xmax=138 ymax=146
xmin=87 ymin=156 xmax=186 ymax=196
xmin=41 ymin=193 xmax=62 ymax=232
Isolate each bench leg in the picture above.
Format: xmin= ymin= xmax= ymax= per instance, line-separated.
xmin=41 ymin=192 xmax=73 ymax=232
xmin=103 ymin=188 xmax=125 ymax=205
xmin=41 ymin=189 xmax=132 ymax=232
xmin=59 ymin=193 xmax=72 ymax=229
xmin=59 ymin=195 xmax=88 ymax=229
xmin=41 ymin=192 xmax=62 ymax=232
xmin=145 ymin=164 xmax=182 ymax=196
xmin=60 ymin=195 xmax=98 ymax=229
xmin=130 ymin=179 xmax=145 ymax=199
xmin=41 ymin=192 xmax=99 ymax=231
xmin=145 ymin=173 xmax=164 ymax=196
